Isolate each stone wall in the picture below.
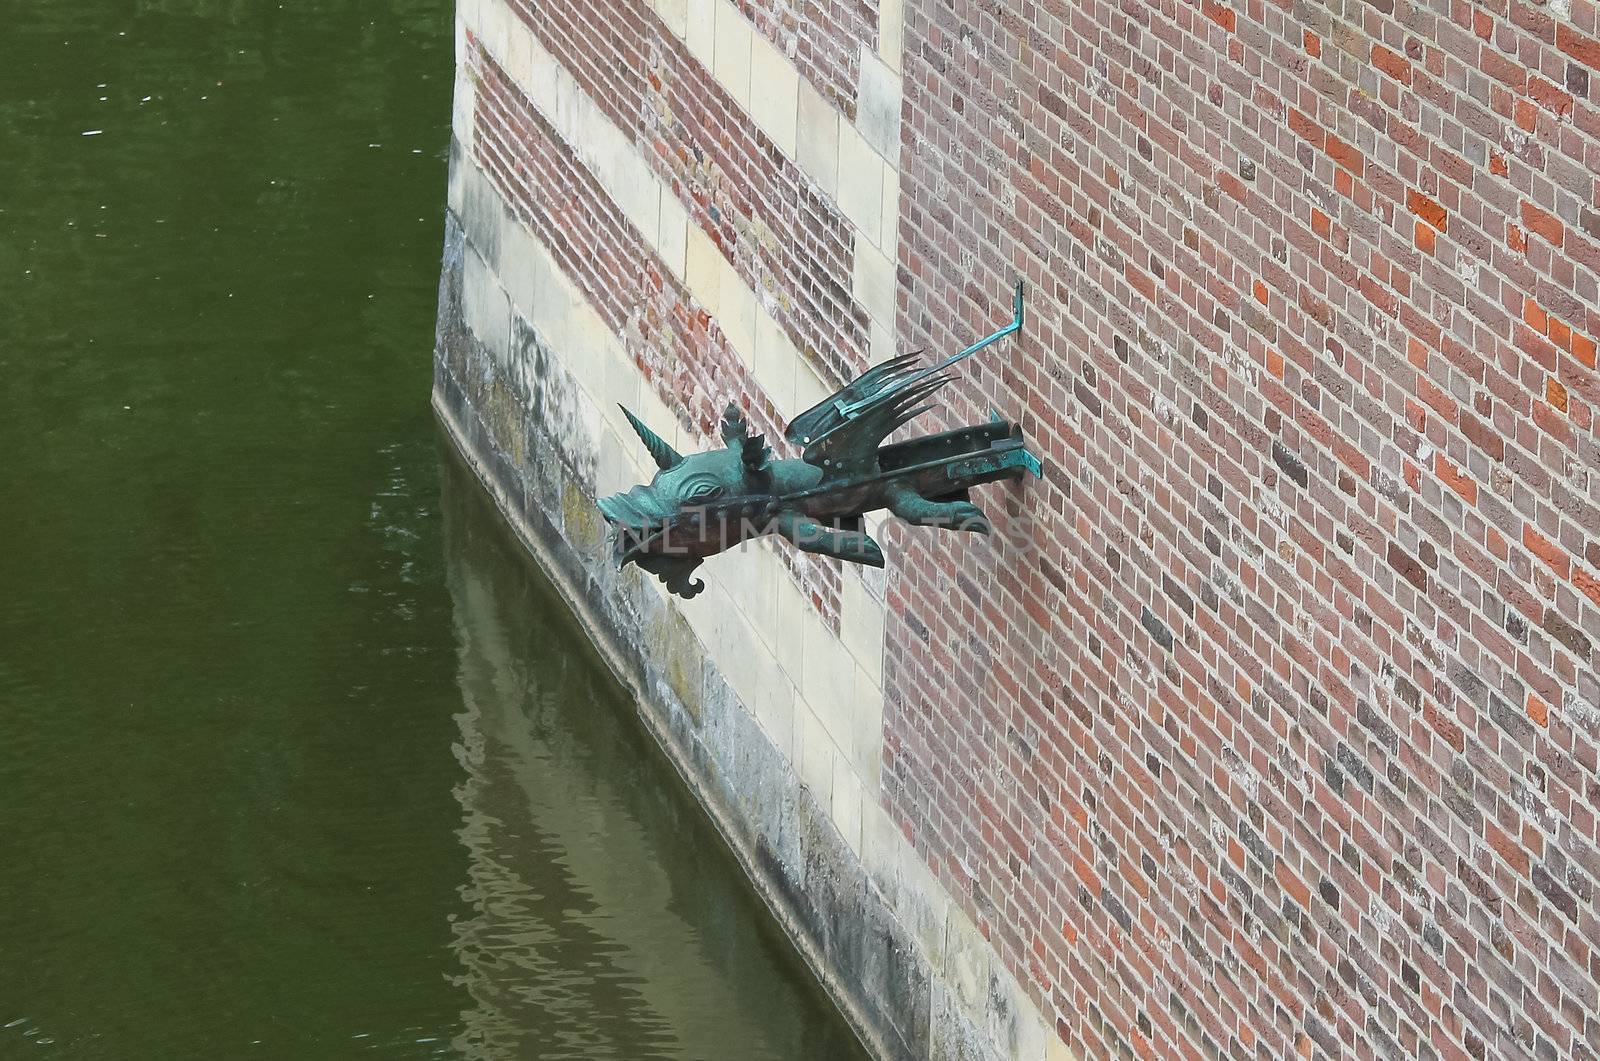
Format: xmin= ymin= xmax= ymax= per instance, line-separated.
xmin=437 ymin=0 xmax=1600 ymax=1055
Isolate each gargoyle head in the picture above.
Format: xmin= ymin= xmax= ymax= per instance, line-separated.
xmin=597 ymin=403 xmax=771 ymax=565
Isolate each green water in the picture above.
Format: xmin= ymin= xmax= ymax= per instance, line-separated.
xmin=0 ymin=3 xmax=862 ymax=1057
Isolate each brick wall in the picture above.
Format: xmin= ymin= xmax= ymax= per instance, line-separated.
xmin=888 ymin=0 xmax=1600 ymax=1056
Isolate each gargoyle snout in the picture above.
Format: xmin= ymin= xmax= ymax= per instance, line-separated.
xmin=596 ymin=483 xmax=672 ymax=530
xmin=597 ymin=483 xmax=682 ymax=565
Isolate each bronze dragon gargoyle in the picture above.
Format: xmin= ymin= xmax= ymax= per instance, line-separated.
xmin=597 ymin=283 xmax=1041 ymax=598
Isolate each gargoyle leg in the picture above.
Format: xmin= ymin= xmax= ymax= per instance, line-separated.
xmin=772 ymin=511 xmax=885 ymax=568
xmin=883 ymin=481 xmax=991 ymax=535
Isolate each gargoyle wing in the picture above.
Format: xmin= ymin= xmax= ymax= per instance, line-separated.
xmin=784 ymin=352 xmax=922 ymax=448
xmin=786 ymin=281 xmax=1027 ymax=481
xmin=797 ymin=371 xmax=951 ymax=479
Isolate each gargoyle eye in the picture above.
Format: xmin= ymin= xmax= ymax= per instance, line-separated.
xmin=685 ymin=482 xmax=723 ymax=501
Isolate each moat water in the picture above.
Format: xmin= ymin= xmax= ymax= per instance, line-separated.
xmin=0 ymin=2 xmax=863 ymax=1056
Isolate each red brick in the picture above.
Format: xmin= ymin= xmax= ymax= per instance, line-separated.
xmin=1548 ymin=377 xmax=1569 ymax=412
xmin=1203 ymin=0 xmax=1236 ymax=32
xmin=1521 ymin=200 xmax=1565 ymax=247
xmin=1435 ymin=453 xmax=1478 ymax=504
xmin=1525 ymin=297 xmax=1548 ymax=333
xmin=1408 ymin=189 xmax=1448 ymax=231
xmin=1574 ymin=333 xmax=1598 ymax=367
xmin=1275 ymin=862 xmax=1311 ymax=908
xmin=1524 ymin=523 xmax=1571 ymax=578
xmin=1558 ymin=25 xmax=1600 ymax=71
xmin=1325 ymin=133 xmax=1364 ymax=175
xmin=1549 ymin=317 xmax=1572 ymax=352
xmin=1287 ymin=108 xmax=1320 ymax=144
xmin=1486 ymin=820 xmax=1531 ymax=875
xmin=1415 ymin=220 xmax=1436 ymax=254
xmin=1529 ymin=77 xmax=1574 ymax=117
xmin=1515 ymin=98 xmax=1538 ymax=132
xmin=1372 ymin=44 xmax=1411 ymax=84
xmin=1576 ymin=569 xmax=1600 ymax=610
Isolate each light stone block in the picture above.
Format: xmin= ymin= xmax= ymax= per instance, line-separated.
xmin=801 ymin=612 xmax=856 ymax=758
xmin=772 ymin=572 xmax=808 ymax=687
xmin=878 ymin=0 xmax=904 ymax=72
xmin=677 ymin=573 xmax=729 ymax=667
xmin=753 ymin=310 xmax=798 ymax=418
xmin=656 ymin=190 xmax=689 ymax=280
xmin=1046 ymin=1034 xmax=1078 ymax=1061
xmin=852 ymin=237 xmax=897 ymax=332
xmin=595 ymin=420 xmax=640 ymax=498
xmin=856 ymin=813 xmax=948 ymax=975
xmin=850 ymin=665 xmax=884 ymax=788
xmin=451 ymin=66 xmax=475 ymax=157
xmin=892 ymin=833 xmax=952 ymax=972
xmin=830 ymin=757 xmax=864 ymax=854
xmin=684 ymin=225 xmax=722 ymax=315
xmin=752 ymin=543 xmax=787 ymax=638
xmin=881 ymin=164 xmax=901 ymax=252
xmin=656 ymin=0 xmax=689 ymax=37
xmin=859 ymin=802 xmax=902 ymax=892
xmin=837 ymin=126 xmax=885 ymax=247
xmin=531 ymin=256 xmax=586 ymax=392
xmin=496 ymin=204 xmax=546 ymax=324
xmin=717 ymin=600 xmax=794 ymax=753
xmin=724 ymin=540 xmax=779 ymax=646
xmin=686 ymin=0 xmax=716 ymax=65
xmin=602 ymin=349 xmax=643 ymax=432
xmin=1010 ymin=1009 xmax=1054 ymax=1061
xmin=794 ymin=360 xmax=831 ymax=415
xmin=869 ymin=320 xmax=897 ymax=362
xmin=797 ymin=702 xmax=835 ymax=803
xmin=748 ymin=32 xmax=799 ymax=158
xmin=462 ymin=248 xmax=512 ymax=364
xmin=612 ymin=153 xmax=660 ymax=244
xmin=855 ymin=49 xmax=902 ymax=163
xmin=504 ymin=8 xmax=536 ymax=88
xmin=704 ymin=569 xmax=796 ymax=752
xmin=468 ymin=0 xmax=509 ymax=65
xmin=713 ymin=3 xmax=752 ymax=109
xmin=840 ymin=570 xmax=886 ymax=685
xmin=945 ymin=907 xmax=997 ymax=1017
xmin=719 ymin=259 xmax=758 ymax=366
xmin=565 ymin=295 xmax=617 ymax=404
xmin=796 ymin=83 xmax=839 ymax=198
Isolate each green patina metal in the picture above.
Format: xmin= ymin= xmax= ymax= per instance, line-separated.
xmin=598 ymin=284 xmax=1042 ymax=598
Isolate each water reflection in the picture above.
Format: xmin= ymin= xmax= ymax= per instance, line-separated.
xmin=439 ymin=455 xmax=866 ymax=1060
xmin=0 ymin=0 xmax=865 ymax=1050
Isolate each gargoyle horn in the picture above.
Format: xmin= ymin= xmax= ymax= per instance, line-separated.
xmin=619 ymin=405 xmax=682 ymax=470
